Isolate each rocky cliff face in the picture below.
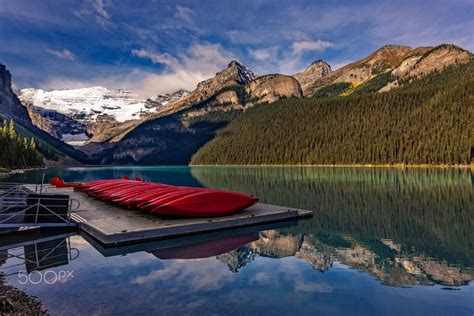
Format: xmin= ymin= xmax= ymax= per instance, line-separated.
xmin=245 ymin=74 xmax=303 ymax=104
xmin=0 ymin=64 xmax=31 ymax=123
xmin=293 ymin=60 xmax=332 ymax=95
xmin=22 ymin=104 xmax=90 ymax=144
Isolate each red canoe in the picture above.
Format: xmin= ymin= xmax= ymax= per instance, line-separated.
xmin=51 ymin=178 xmax=258 ymax=217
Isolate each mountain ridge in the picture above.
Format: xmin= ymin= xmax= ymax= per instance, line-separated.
xmin=2 ymin=43 xmax=472 ymax=166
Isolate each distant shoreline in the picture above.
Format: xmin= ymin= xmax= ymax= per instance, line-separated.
xmin=1 ymin=164 xmax=472 ymax=177
xmin=190 ymin=164 xmax=474 ymax=169
xmin=37 ymin=163 xmax=474 ymax=169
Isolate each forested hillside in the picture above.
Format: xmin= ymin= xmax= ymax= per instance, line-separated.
xmin=0 ymin=118 xmax=42 ymax=170
xmin=192 ymin=61 xmax=474 ymax=165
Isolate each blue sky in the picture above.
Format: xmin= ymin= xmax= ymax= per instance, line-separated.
xmin=0 ymin=0 xmax=472 ymax=97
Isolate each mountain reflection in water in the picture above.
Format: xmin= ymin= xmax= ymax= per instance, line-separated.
xmin=217 ymin=230 xmax=473 ymax=287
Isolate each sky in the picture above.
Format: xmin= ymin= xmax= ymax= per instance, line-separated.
xmin=0 ymin=0 xmax=472 ymax=98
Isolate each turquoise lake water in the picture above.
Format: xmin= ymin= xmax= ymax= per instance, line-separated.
xmin=1 ymin=166 xmax=473 ymax=315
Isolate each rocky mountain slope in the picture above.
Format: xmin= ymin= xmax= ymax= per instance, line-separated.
xmin=79 ymin=61 xmax=302 ymax=164
xmin=300 ymin=44 xmax=472 ymax=97
xmin=293 ymin=60 xmax=332 ymax=95
xmin=19 ymin=87 xmax=188 ymax=144
xmin=153 ymin=60 xmax=256 ymax=118
xmin=146 ymin=89 xmax=189 ymax=108
xmin=0 ymin=63 xmax=87 ymax=164
xmin=302 ymin=45 xmax=415 ymax=96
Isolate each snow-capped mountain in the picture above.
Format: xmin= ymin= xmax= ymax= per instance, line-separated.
xmin=18 ymin=86 xmax=187 ymax=144
xmin=19 ymin=86 xmax=154 ymax=123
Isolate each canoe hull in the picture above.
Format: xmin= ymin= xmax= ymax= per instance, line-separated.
xmin=52 ymin=178 xmax=258 ymax=217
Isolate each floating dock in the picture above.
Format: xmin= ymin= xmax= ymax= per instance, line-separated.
xmin=25 ymin=185 xmax=312 ymax=247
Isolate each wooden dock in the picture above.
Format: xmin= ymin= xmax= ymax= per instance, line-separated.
xmin=26 ymin=185 xmax=312 ymax=247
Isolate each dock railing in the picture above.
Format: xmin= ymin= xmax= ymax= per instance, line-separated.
xmin=0 ymin=183 xmax=79 ymax=228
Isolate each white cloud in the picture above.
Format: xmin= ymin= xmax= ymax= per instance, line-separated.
xmin=131 ymin=258 xmax=233 ymax=292
xmin=248 ymin=47 xmax=278 ymax=61
xmin=132 ymin=42 xmax=235 ymax=97
xmin=292 ymin=40 xmax=333 ymax=55
xmin=46 ymin=48 xmax=77 ymax=61
xmin=175 ymin=5 xmax=193 ymax=24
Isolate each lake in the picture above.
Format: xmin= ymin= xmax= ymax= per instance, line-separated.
xmin=1 ymin=166 xmax=473 ymax=315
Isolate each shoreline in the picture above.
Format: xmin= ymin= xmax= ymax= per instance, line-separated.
xmin=1 ymin=164 xmax=472 ymax=176
xmin=0 ymin=271 xmax=46 ymax=314
xmin=190 ymin=163 xmax=474 ymax=169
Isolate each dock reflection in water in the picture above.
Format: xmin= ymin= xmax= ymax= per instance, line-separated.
xmin=0 ymin=228 xmax=78 ymax=277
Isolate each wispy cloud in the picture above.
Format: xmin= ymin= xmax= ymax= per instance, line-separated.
xmin=292 ymin=40 xmax=334 ymax=55
xmin=248 ymin=39 xmax=333 ymax=75
xmin=132 ymin=42 xmax=235 ymax=97
xmin=3 ymin=0 xmax=472 ymax=94
xmin=46 ymin=48 xmax=77 ymax=61
xmin=131 ymin=49 xmax=179 ymax=68
xmin=175 ymin=5 xmax=194 ymax=24
xmin=75 ymin=0 xmax=114 ymax=29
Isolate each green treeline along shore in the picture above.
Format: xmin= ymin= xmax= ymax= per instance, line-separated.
xmin=0 ymin=118 xmax=42 ymax=171
xmin=191 ymin=61 xmax=474 ymax=166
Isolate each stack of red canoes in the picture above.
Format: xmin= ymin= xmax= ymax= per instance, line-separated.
xmin=50 ymin=177 xmax=258 ymax=217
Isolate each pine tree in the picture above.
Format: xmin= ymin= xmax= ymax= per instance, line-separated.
xmin=1 ymin=119 xmax=7 ymax=138
xmin=29 ymin=137 xmax=36 ymax=151
xmin=8 ymin=119 xmax=15 ymax=139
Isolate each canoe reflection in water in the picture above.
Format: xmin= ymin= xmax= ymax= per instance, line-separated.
xmin=149 ymin=234 xmax=259 ymax=260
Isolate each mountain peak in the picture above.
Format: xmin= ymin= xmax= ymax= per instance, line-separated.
xmin=293 ymin=59 xmax=332 ymax=93
xmin=310 ymin=59 xmax=330 ymax=67
xmin=377 ymin=44 xmax=412 ymax=51
xmin=227 ymin=60 xmax=242 ymax=67
xmin=224 ymin=60 xmax=256 ymax=84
